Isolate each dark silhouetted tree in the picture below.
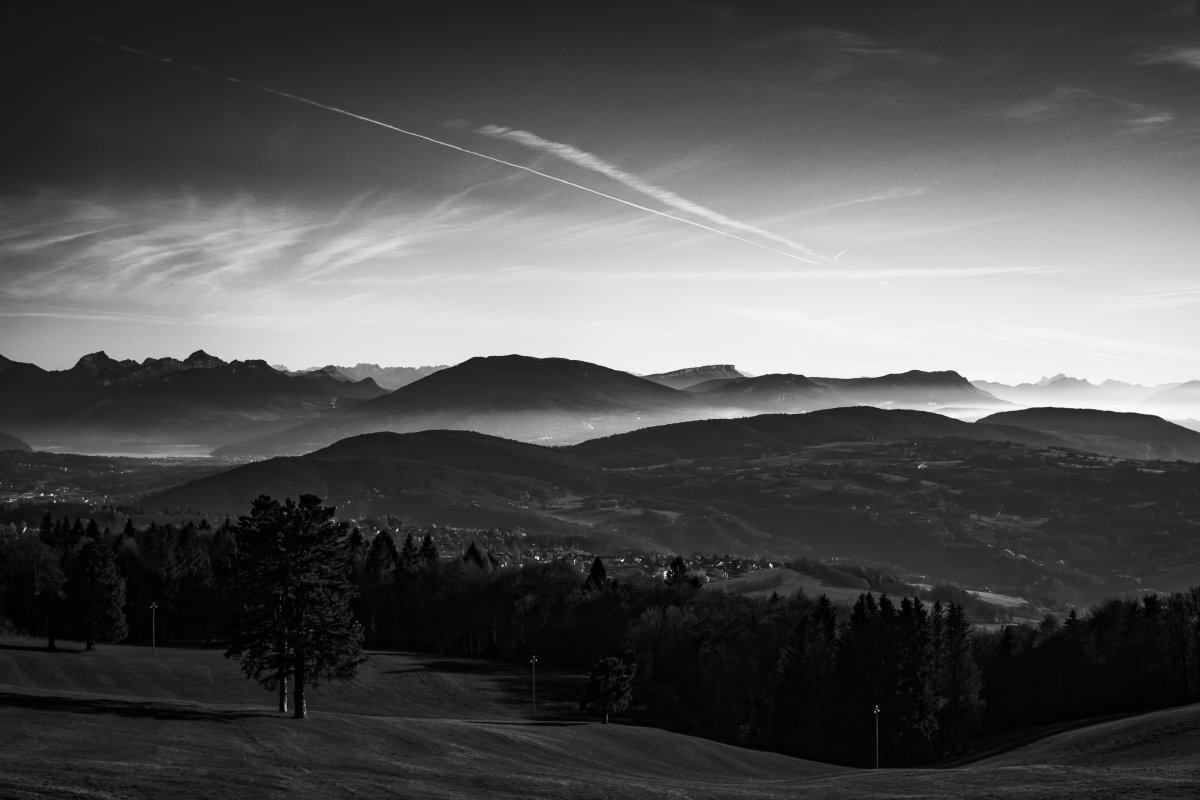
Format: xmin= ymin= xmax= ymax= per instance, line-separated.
xmin=584 ymin=557 xmax=608 ymax=591
xmin=224 ymin=494 xmax=365 ymax=719
xmin=2 ymin=534 xmax=65 ymax=648
xmin=463 ymin=541 xmax=487 ymax=571
xmin=398 ymin=532 xmax=418 ymax=573
xmin=583 ymin=652 xmax=638 ymax=723
xmin=418 ymin=532 xmax=438 ymax=568
xmin=68 ymin=538 xmax=128 ymax=650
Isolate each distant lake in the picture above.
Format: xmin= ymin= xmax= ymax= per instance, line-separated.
xmin=35 ymin=444 xmax=214 ymax=459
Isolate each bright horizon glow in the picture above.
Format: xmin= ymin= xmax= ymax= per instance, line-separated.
xmin=2 ymin=4 xmax=1198 ymax=387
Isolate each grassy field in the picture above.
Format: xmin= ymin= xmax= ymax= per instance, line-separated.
xmin=3 ymin=637 xmax=1199 ymax=799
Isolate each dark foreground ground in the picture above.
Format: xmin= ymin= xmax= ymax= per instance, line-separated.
xmin=2 ymin=637 xmax=1198 ymax=799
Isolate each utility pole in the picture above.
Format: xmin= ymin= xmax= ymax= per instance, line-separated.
xmin=530 ymin=655 xmax=538 ymax=718
xmin=874 ymin=704 xmax=881 ymax=769
xmin=150 ymin=602 xmax=158 ymax=653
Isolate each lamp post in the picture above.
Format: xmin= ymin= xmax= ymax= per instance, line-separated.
xmin=873 ymin=704 xmax=881 ymax=769
xmin=150 ymin=602 xmax=158 ymax=653
xmin=530 ymin=655 xmax=538 ymax=718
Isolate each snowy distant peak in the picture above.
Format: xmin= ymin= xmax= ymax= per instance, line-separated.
xmin=1034 ymin=373 xmax=1093 ymax=388
xmin=322 ymin=363 xmax=448 ymax=391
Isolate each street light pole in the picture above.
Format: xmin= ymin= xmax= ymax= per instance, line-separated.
xmin=150 ymin=602 xmax=158 ymax=653
xmin=873 ymin=704 xmax=881 ymax=769
xmin=530 ymin=655 xmax=538 ymax=718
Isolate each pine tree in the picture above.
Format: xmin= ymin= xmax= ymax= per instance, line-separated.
xmin=224 ymin=494 xmax=365 ymax=719
xmin=398 ymin=532 xmax=418 ymax=573
xmin=418 ymin=532 xmax=438 ymax=567
xmin=463 ymin=541 xmax=487 ymax=571
xmin=366 ymin=531 xmax=399 ymax=587
xmin=584 ymin=557 xmax=608 ymax=591
xmin=68 ymin=538 xmax=129 ymax=650
xmin=892 ymin=597 xmax=938 ymax=764
xmin=937 ymin=601 xmax=983 ymax=751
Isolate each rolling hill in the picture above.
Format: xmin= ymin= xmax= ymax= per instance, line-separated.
xmin=568 ymin=406 xmax=1062 ymax=467
xmin=813 ymin=370 xmax=1009 ymax=410
xmin=693 ymin=373 xmax=843 ymax=413
xmin=149 ymin=429 xmax=603 ymax=520
xmin=978 ymin=407 xmax=1200 ymax=461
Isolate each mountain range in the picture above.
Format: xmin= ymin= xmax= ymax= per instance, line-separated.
xmin=0 ymin=350 xmax=387 ymax=453
xmin=288 ymin=363 xmax=447 ymax=391
xmin=2 ymin=350 xmax=1196 ymax=458
xmin=213 ymin=354 xmax=715 ymax=457
xmin=973 ymin=374 xmax=1185 ymax=409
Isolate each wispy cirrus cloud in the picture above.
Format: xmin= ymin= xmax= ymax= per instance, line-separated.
xmin=474 ymin=124 xmax=825 ymax=262
xmin=990 ymin=85 xmax=1175 ymax=132
xmin=1104 ymin=282 xmax=1200 ymax=310
xmin=987 ymin=326 xmax=1200 ymax=372
xmin=0 ymin=189 xmax=501 ymax=328
xmin=1134 ymin=45 xmax=1200 ymax=71
xmin=738 ymin=27 xmax=942 ymax=82
xmin=460 ymin=264 xmax=1060 ymax=285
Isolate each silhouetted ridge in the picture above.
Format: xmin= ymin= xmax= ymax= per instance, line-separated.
xmin=698 ymin=373 xmax=839 ymax=410
xmin=568 ymin=406 xmax=1048 ymax=467
xmin=0 ymin=431 xmax=32 ymax=452
xmin=979 ymin=407 xmax=1200 ymax=461
xmin=183 ymin=350 xmax=226 ymax=369
xmin=643 ymin=364 xmax=745 ymax=390
xmin=363 ymin=354 xmax=701 ymax=414
xmin=310 ymin=429 xmax=601 ymax=483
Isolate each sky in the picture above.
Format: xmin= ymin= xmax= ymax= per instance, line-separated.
xmin=2 ymin=1 xmax=1199 ymax=385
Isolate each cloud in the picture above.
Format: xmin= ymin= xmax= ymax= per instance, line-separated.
xmin=474 ymin=124 xmax=824 ymax=262
xmin=991 ymin=85 xmax=1175 ymax=132
xmin=991 ymin=86 xmax=1099 ymax=123
xmin=738 ymin=26 xmax=942 ymax=82
xmin=0 ymin=189 xmax=503 ymax=328
xmin=790 ymin=187 xmax=928 ymax=217
xmin=1135 ymin=45 xmax=1200 ymax=71
xmin=991 ymin=326 xmax=1200 ymax=371
xmin=469 ymin=264 xmax=1060 ymax=285
xmin=1104 ymin=282 xmax=1200 ymax=310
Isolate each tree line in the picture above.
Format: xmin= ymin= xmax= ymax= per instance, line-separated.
xmin=3 ymin=499 xmax=1200 ymax=762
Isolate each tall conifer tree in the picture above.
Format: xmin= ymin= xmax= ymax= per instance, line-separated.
xmin=225 ymin=494 xmax=365 ymax=719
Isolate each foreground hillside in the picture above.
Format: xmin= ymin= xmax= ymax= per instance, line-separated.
xmin=1 ymin=639 xmax=1197 ymax=799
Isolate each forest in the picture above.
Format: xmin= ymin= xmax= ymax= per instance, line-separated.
xmin=3 ymin=507 xmax=1199 ymax=767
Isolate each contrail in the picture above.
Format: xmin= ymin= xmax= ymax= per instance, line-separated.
xmin=84 ymin=36 xmax=822 ymax=265
xmin=477 ymin=125 xmax=823 ymax=262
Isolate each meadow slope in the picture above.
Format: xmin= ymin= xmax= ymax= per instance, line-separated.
xmin=2 ymin=639 xmax=1198 ymax=799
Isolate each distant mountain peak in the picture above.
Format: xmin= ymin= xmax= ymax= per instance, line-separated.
xmin=644 ymin=364 xmax=745 ymax=390
xmin=69 ymin=351 xmax=129 ymax=377
xmin=184 ymin=350 xmax=225 ymax=369
xmin=1036 ymin=373 xmax=1092 ymax=388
